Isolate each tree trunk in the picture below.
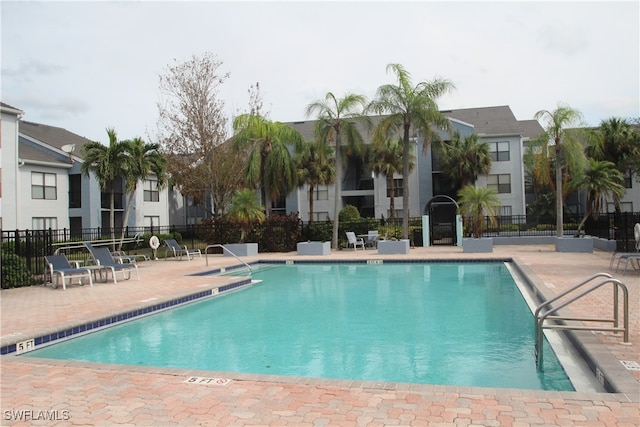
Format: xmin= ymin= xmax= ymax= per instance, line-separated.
xmin=332 ymin=130 xmax=342 ymax=250
xmin=388 ymin=176 xmax=395 ymax=220
xmin=308 ymin=184 xmax=315 ymax=223
xmin=555 ymin=144 xmax=563 ymax=237
xmin=118 ymin=190 xmax=137 ymax=252
xmin=401 ymin=124 xmax=411 ymax=239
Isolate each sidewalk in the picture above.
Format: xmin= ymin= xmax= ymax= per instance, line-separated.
xmin=1 ymin=245 xmax=638 ymax=426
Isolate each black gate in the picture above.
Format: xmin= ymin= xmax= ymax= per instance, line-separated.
xmin=425 ymin=196 xmax=458 ymax=246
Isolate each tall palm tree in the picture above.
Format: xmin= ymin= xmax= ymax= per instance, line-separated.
xmin=457 ymin=186 xmax=501 ymax=239
xmin=369 ymin=137 xmax=414 ymax=220
xmin=437 ymin=131 xmax=492 ymax=191
xmin=118 ymin=137 xmax=167 ymax=251
xmin=368 ymin=63 xmax=455 ymax=239
xmin=295 ymin=139 xmax=335 ymax=223
xmin=570 ymin=159 xmax=625 ymax=234
xmin=305 ymin=92 xmax=369 ymax=249
xmin=534 ymin=103 xmax=586 ymax=237
xmin=80 ymin=128 xmax=131 ymax=244
xmin=587 ymin=117 xmax=640 ymax=210
xmin=231 ymin=114 xmax=305 ymax=212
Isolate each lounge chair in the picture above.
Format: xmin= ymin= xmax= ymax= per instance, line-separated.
xmin=164 ymin=238 xmax=202 ymax=261
xmin=85 ymin=243 xmax=140 ymax=284
xmin=345 ymin=232 xmax=365 ymax=250
xmin=365 ymin=230 xmax=380 ymax=249
xmin=44 ymin=254 xmax=93 ymax=290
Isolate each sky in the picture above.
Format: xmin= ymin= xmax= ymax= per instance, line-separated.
xmin=2 ymin=0 xmax=639 ymax=144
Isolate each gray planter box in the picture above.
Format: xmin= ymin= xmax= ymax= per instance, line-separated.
xmin=555 ymin=236 xmax=593 ymax=253
xmin=223 ymin=243 xmax=258 ymax=257
xmin=463 ymin=237 xmax=493 ymax=253
xmin=377 ymin=239 xmax=410 ymax=254
xmin=297 ymin=241 xmax=331 ymax=256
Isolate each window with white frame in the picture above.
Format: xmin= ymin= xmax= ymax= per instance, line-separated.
xmin=489 ymin=141 xmax=510 ymax=161
xmin=386 ymin=179 xmax=403 ymax=197
xmin=31 ymin=172 xmax=57 ymax=200
xmin=144 ymin=216 xmax=160 ymax=231
xmin=143 ymin=179 xmax=160 ymax=202
xmin=500 ymin=206 xmax=512 ymax=216
xmin=487 ymin=174 xmax=511 ymax=194
xmin=312 ymin=211 xmax=330 ymax=222
xmin=32 ymin=217 xmax=57 ymax=230
xmin=314 ymin=186 xmax=329 ymax=201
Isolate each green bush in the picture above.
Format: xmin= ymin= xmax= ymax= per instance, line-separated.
xmin=1 ymin=252 xmax=33 ymax=288
xmin=339 ymin=205 xmax=361 ymax=222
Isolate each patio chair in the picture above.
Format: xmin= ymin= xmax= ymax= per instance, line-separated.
xmin=44 ymin=254 xmax=93 ymax=290
xmin=365 ymin=230 xmax=380 ymax=249
xmin=345 ymin=232 xmax=365 ymax=250
xmin=164 ymin=238 xmax=202 ymax=261
xmin=85 ymin=243 xmax=140 ymax=284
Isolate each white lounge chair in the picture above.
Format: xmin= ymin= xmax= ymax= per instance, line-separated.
xmin=365 ymin=230 xmax=379 ymax=249
xmin=345 ymin=232 xmax=365 ymax=250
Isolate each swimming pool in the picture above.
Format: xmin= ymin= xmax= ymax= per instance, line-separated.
xmin=25 ymin=262 xmax=573 ymax=391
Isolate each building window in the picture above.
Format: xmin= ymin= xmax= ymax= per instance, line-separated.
xmin=489 ymin=141 xmax=510 ymax=161
xmin=487 ymin=174 xmax=511 ymax=194
xmin=623 ymin=172 xmax=633 ymax=189
xmin=500 ymin=206 xmax=512 ymax=216
xmin=143 ymin=179 xmax=160 ymax=202
xmin=69 ymin=174 xmax=81 ymax=208
xmin=314 ymin=186 xmax=329 ymax=201
xmin=386 ymin=179 xmax=403 ymax=197
xmin=32 ymin=217 xmax=57 ymax=230
xmin=32 ymin=172 xmax=57 ymax=200
xmin=312 ymin=211 xmax=330 ymax=222
xmin=144 ymin=216 xmax=160 ymax=231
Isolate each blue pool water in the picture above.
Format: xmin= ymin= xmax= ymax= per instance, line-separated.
xmin=26 ymin=262 xmax=573 ymax=391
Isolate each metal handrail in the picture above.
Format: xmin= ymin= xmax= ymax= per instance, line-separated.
xmin=53 ymin=235 xmax=142 ymax=254
xmin=204 ymin=244 xmax=252 ymax=275
xmin=534 ymin=273 xmax=630 ymax=368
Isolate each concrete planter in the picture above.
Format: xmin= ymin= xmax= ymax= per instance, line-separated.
xmin=463 ymin=237 xmax=493 ymax=253
xmin=377 ymin=239 xmax=410 ymax=254
xmin=555 ymin=236 xmax=593 ymax=253
xmin=223 ymin=243 xmax=258 ymax=257
xmin=297 ymin=241 xmax=331 ymax=256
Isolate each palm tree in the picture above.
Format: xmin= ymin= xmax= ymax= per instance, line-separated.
xmin=368 ymin=63 xmax=455 ymax=239
xmin=457 ymin=186 xmax=501 ymax=239
xmin=305 ymin=92 xmax=369 ymax=249
xmin=368 ymin=137 xmax=414 ymax=220
xmin=570 ymin=159 xmax=625 ymax=235
xmin=227 ymin=188 xmax=266 ymax=243
xmin=534 ymin=103 xmax=586 ymax=237
xmin=118 ymin=137 xmax=167 ymax=251
xmin=295 ymin=139 xmax=335 ymax=223
xmin=80 ymin=128 xmax=131 ymax=245
xmin=231 ymin=114 xmax=305 ymax=212
xmin=437 ymin=131 xmax=492 ymax=191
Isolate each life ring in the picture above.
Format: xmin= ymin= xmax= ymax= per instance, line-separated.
xmin=634 ymin=223 xmax=640 ymax=242
xmin=149 ymin=235 xmax=160 ymax=249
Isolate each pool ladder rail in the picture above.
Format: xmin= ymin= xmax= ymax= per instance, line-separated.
xmin=534 ymin=272 xmax=630 ymax=369
xmin=204 ymin=244 xmax=253 ymax=276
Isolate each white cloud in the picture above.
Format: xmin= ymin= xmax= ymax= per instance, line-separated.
xmin=1 ymin=1 xmax=638 ymax=141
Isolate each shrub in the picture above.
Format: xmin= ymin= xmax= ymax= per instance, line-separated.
xmin=339 ymin=205 xmax=361 ymax=222
xmin=1 ymin=252 xmax=33 ymax=288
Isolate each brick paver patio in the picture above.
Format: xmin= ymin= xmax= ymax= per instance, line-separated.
xmin=1 ymin=245 xmax=638 ymax=426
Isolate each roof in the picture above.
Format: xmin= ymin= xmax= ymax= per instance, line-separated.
xmin=19 ymin=121 xmax=94 ymax=160
xmin=1 ymin=102 xmax=24 ymax=115
xmin=286 ymin=106 xmax=544 ymax=142
xmin=443 ymin=105 xmax=544 ymax=139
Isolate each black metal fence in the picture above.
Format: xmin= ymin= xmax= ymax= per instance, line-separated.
xmin=2 ymin=212 xmax=638 ymax=288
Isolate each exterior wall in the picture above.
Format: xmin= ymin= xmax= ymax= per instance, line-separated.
xmin=473 ymin=134 xmax=527 ymax=215
xmin=18 ymin=163 xmax=71 ymax=229
xmin=0 ymin=109 xmax=20 ymax=229
xmin=131 ymin=178 xmax=171 ymax=229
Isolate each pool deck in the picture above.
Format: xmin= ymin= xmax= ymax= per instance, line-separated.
xmin=1 ymin=245 xmax=638 ymax=426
